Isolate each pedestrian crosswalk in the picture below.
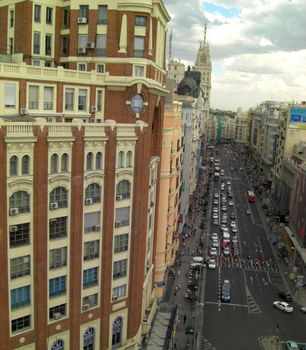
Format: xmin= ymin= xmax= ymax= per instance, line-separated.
xmin=200 ymin=337 xmax=216 ymax=350
xmin=217 ymin=256 xmax=279 ymax=273
xmin=247 ymin=295 xmax=261 ymax=314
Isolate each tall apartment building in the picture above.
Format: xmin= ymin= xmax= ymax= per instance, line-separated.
xmin=0 ymin=1 xmax=170 ymax=349
xmin=235 ymin=112 xmax=250 ymax=146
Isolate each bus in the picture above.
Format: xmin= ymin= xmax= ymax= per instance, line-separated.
xmin=247 ymin=191 xmax=256 ymax=202
xmin=214 ymin=172 xmax=220 ymax=181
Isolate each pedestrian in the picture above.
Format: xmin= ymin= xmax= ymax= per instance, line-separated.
xmin=183 ymin=314 xmax=187 ymax=324
xmin=177 ymin=270 xmax=181 ymax=277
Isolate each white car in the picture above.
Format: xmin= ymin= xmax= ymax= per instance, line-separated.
xmin=211 ymin=233 xmax=218 ymax=240
xmin=210 ymin=247 xmax=218 ymax=256
xmin=220 ymin=224 xmax=227 ymax=231
xmin=223 ymin=227 xmax=229 ymax=234
xmin=229 ymin=201 xmax=234 ymax=206
xmin=212 ymin=213 xmax=218 ymax=219
xmin=223 ymin=247 xmax=230 ymax=256
xmin=273 ymin=301 xmax=293 ymax=313
xmin=214 ymin=193 xmax=219 ymax=198
xmin=208 ymin=259 xmax=217 ymax=269
xmin=213 ymin=199 xmax=219 ymax=205
xmin=232 ymin=226 xmax=238 ymax=233
xmin=212 ymin=239 xmax=219 ymax=248
xmin=230 ymin=221 xmax=236 ymax=227
xmin=221 ymin=206 xmax=227 ymax=211
xmin=213 ymin=207 xmax=219 ymax=213
xmin=227 ymin=181 xmax=231 ymax=185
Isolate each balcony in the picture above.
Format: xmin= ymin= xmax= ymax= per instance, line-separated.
xmin=142 ymin=297 xmax=157 ymax=334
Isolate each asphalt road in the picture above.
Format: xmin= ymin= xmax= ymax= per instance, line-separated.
xmin=201 ymin=144 xmax=306 ymax=350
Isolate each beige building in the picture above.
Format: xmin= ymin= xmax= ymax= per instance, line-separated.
xmin=235 ymin=112 xmax=250 ymax=145
xmin=167 ymin=60 xmax=185 ymax=90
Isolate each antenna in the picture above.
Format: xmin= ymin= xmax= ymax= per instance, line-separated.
xmin=203 ymin=23 xmax=207 ymax=46
xmin=168 ymin=28 xmax=173 ymax=66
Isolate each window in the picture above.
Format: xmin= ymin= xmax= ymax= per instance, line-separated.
xmin=96 ymin=90 xmax=103 ymax=112
xmin=65 ymin=88 xmax=74 ymax=110
xmin=9 ymin=37 xmax=14 ymax=54
xmin=112 ymin=316 xmax=122 ymax=348
xmin=10 ymin=255 xmax=31 ymax=279
xmin=9 ymin=223 xmax=30 ymax=248
xmin=49 ymin=276 xmax=67 ymax=297
xmin=114 ymin=234 xmax=128 ymax=253
xmin=80 ymin=5 xmax=89 ymax=19
xmin=84 ymin=240 xmax=100 ymax=261
xmin=9 ymin=191 xmax=30 ymax=213
xmin=34 ymin=4 xmax=41 ymax=22
xmin=22 ymin=155 xmax=30 ymax=175
xmin=84 ymin=212 xmax=100 ymax=233
xmin=49 ymin=304 xmax=66 ymax=321
xmin=96 ymin=34 xmax=106 ymax=56
xmin=29 ymin=85 xmax=39 ymax=109
xmin=96 ymin=64 xmax=105 ymax=73
xmin=46 ymin=7 xmax=53 ymax=24
xmin=97 ymin=5 xmax=108 ymax=24
xmin=135 ymin=16 xmax=146 ymax=26
xmin=10 ymin=10 xmax=14 ymax=27
xmin=45 ymin=34 xmax=52 ymax=55
xmin=85 ymin=183 xmax=101 ymax=204
xmin=33 ymin=32 xmax=40 ymax=54
xmin=78 ymin=34 xmax=88 ymax=50
xmin=112 ymin=285 xmax=127 ymax=300
xmin=96 ymin=152 xmax=102 ymax=170
xmin=11 ymin=315 xmax=31 ymax=333
xmin=51 ymin=153 xmax=58 ymax=173
xmin=134 ymin=65 xmax=144 ymax=77
xmin=115 ymin=207 xmax=130 ymax=227
xmin=49 ymin=247 xmax=67 ymax=269
xmin=83 ymin=327 xmax=95 ymax=350
xmin=134 ymin=36 xmax=145 ymax=57
xmin=49 ymin=217 xmax=67 ymax=239
xmin=78 ymin=89 xmax=87 ymax=111
xmin=5 ymin=83 xmax=16 ymax=108
xmin=51 ymin=339 xmax=64 ymax=350
xmin=113 ymin=259 xmax=127 ymax=279
xmin=11 ymin=285 xmax=30 ymax=309
xmin=116 ymin=180 xmax=130 ymax=200
xmin=126 ymin=151 xmax=132 ymax=167
xmin=9 ymin=155 xmax=18 ymax=176
xmin=78 ymin=63 xmax=86 ymax=71
xmin=83 ymin=267 xmax=98 ymax=288
xmin=61 ymin=153 xmax=69 ymax=172
xmin=62 ymin=36 xmax=69 ymax=55
xmin=50 ymin=187 xmax=68 ymax=209
xmin=82 ymin=294 xmax=98 ymax=311
xmin=63 ymin=8 xmax=69 ymax=27
xmin=86 ymin=152 xmax=93 ymax=170
xmin=32 ymin=60 xmax=40 ymax=66
xmin=117 ymin=151 xmax=124 ymax=168
xmin=44 ymin=86 xmax=54 ymax=110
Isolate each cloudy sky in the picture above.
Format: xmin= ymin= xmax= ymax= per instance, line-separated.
xmin=163 ymin=0 xmax=306 ymax=111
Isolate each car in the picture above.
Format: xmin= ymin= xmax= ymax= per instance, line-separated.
xmin=273 ymin=301 xmax=293 ymax=313
xmin=228 ymin=192 xmax=233 ymax=198
xmin=223 ymin=227 xmax=229 ymax=234
xmin=228 ymin=186 xmax=232 ymax=191
xmin=301 ymin=306 xmax=306 ymax=313
xmin=246 ymin=209 xmax=251 ymax=215
xmin=278 ymin=291 xmax=292 ymax=302
xmin=211 ymin=232 xmax=218 ymax=240
xmin=285 ymin=341 xmax=299 ymax=350
xmin=212 ymin=213 xmax=218 ymax=219
xmin=213 ymin=207 xmax=219 ymax=213
xmin=230 ymin=221 xmax=236 ymax=227
xmin=220 ymin=186 xmax=225 ymax=191
xmin=228 ymin=200 xmax=234 ymax=206
xmin=208 ymin=259 xmax=217 ymax=269
xmin=213 ymin=199 xmax=219 ymax=205
xmin=214 ymin=193 xmax=219 ymax=198
xmin=221 ymin=219 xmax=227 ymax=225
xmin=230 ymin=212 xmax=235 ymax=219
xmin=239 ymin=167 xmax=243 ymax=172
xmin=221 ymin=280 xmax=231 ymax=301
xmin=232 ymin=226 xmax=238 ymax=233
xmin=210 ymin=247 xmax=218 ymax=256
xmin=223 ymin=247 xmax=230 ymax=256
xmin=221 ymin=206 xmax=227 ymax=211
xmin=221 ymin=240 xmax=228 ymax=249
xmin=213 ymin=218 xmax=218 ymax=225
xmin=212 ymin=239 xmax=219 ymax=248
xmin=227 ymin=181 xmax=231 ymax=185
xmin=220 ymin=224 xmax=227 ymax=231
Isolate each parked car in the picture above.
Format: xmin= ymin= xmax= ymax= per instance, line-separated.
xmin=285 ymin=341 xmax=299 ymax=350
xmin=278 ymin=291 xmax=292 ymax=302
xmin=301 ymin=306 xmax=306 ymax=313
xmin=273 ymin=301 xmax=293 ymax=313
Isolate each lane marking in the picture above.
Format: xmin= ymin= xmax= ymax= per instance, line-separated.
xmin=205 ymin=301 xmax=248 ymax=308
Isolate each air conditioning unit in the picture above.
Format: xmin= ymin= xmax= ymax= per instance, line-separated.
xmin=91 ymin=106 xmax=98 ymax=113
xmin=115 ymin=221 xmax=121 ymax=227
xmin=94 ymin=224 xmax=100 ymax=231
xmin=78 ymin=17 xmax=87 ymax=24
xmin=78 ymin=47 xmax=86 ymax=54
xmin=50 ymin=202 xmax=58 ymax=210
xmin=112 ymin=296 xmax=118 ymax=301
xmin=83 ymin=304 xmax=90 ymax=311
xmin=9 ymin=225 xmax=18 ymax=232
xmin=85 ymin=198 xmax=93 ymax=205
xmin=20 ymin=108 xmax=28 ymax=115
xmin=9 ymin=207 xmax=19 ymax=216
xmin=87 ymin=42 xmax=95 ymax=49
xmin=47 ymin=116 xmax=55 ymax=122
xmin=53 ymin=312 xmax=62 ymax=320
xmin=116 ymin=194 xmax=123 ymax=200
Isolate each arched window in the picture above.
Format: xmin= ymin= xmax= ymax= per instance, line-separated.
xmin=86 ymin=152 xmax=93 ymax=171
xmin=112 ymin=316 xmax=122 ymax=348
xmin=61 ymin=153 xmax=69 ymax=172
xmin=50 ymin=187 xmax=68 ymax=209
xmin=22 ymin=155 xmax=30 ymax=175
xmin=51 ymin=154 xmax=58 ymax=173
xmin=10 ymin=155 xmax=18 ymax=176
xmin=126 ymin=151 xmax=132 ymax=168
xmin=85 ymin=183 xmax=101 ymax=203
xmin=9 ymin=191 xmax=30 ymax=214
xmin=51 ymin=339 xmax=64 ymax=350
xmin=116 ymin=180 xmax=131 ymax=200
xmin=96 ymin=152 xmax=102 ymax=170
xmin=117 ymin=151 xmax=124 ymax=168
xmin=83 ymin=327 xmax=95 ymax=350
